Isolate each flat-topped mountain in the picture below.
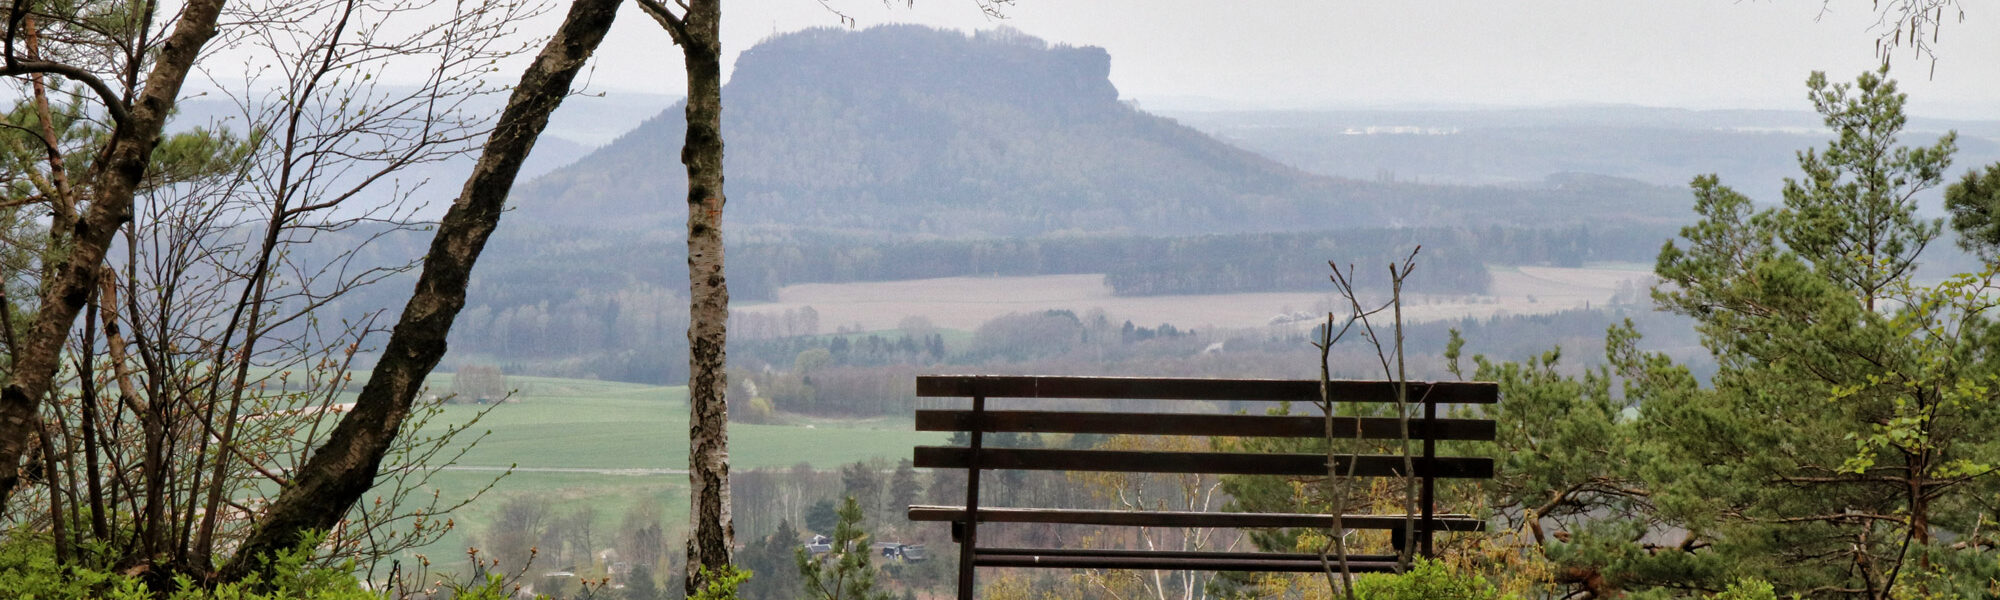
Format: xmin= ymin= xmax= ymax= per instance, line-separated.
xmin=508 ymin=25 xmax=1686 ymax=237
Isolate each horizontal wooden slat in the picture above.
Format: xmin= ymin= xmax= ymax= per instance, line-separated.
xmin=914 ymin=447 xmax=1493 ymax=479
xmin=983 ymin=547 xmax=1400 ymax=562
xmin=916 ymin=375 xmax=1497 ymax=404
xmin=915 ymin=410 xmax=1496 ymax=441
xmin=973 ymin=548 xmax=1401 ymax=572
xmin=908 ymin=505 xmax=1486 ymax=532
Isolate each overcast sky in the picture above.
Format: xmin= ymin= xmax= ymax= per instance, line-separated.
xmin=549 ymin=0 xmax=1997 ymax=118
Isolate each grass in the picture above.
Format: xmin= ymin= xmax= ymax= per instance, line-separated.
xmin=389 ymin=373 xmax=944 ymax=569
xmin=405 ymin=470 xmax=689 ymax=570
xmin=427 ymin=376 xmax=943 ymax=470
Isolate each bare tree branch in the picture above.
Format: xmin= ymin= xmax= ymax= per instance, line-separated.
xmin=220 ymin=0 xmax=625 ymax=581
xmin=632 ymin=0 xmax=686 ymax=45
xmin=0 ymin=60 xmax=131 ymax=125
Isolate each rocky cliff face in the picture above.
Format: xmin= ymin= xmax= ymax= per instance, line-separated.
xmin=729 ymin=26 xmax=1119 ymax=112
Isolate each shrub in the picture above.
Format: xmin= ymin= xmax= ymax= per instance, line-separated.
xmin=1351 ymin=559 xmax=1504 ymax=600
xmin=1713 ymin=579 xmax=1778 ymax=600
xmin=690 ymin=565 xmax=753 ymax=600
xmin=0 ymin=530 xmax=379 ymax=600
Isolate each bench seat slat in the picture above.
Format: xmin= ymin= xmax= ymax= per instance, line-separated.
xmin=908 ymin=505 xmax=1486 ymax=532
xmin=914 ymin=447 xmax=1494 ymax=479
xmin=974 ymin=549 xmax=1402 ymax=573
xmin=916 ymin=375 xmax=1497 ymax=404
xmin=981 ymin=547 xmax=1401 ymax=562
xmin=915 ymin=410 xmax=1496 ymax=441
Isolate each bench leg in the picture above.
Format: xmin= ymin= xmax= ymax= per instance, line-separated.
xmin=957 ymin=394 xmax=986 ymax=600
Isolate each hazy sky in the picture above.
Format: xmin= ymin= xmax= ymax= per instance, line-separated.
xmin=550 ymin=0 xmax=1997 ymax=118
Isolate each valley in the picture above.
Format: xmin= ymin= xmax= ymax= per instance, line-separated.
xmin=736 ymin=264 xmax=1658 ymax=332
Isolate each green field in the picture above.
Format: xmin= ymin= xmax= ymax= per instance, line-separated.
xmin=394 ymin=374 xmax=944 ymax=567
xmin=426 ymin=375 xmax=943 ymax=470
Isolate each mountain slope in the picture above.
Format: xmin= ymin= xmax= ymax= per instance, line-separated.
xmin=1164 ymin=107 xmax=2000 ymax=205
xmin=509 ymin=25 xmax=1687 ymax=236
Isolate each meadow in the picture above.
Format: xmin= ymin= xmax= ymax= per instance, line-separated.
xmin=733 ymin=264 xmax=1658 ymax=333
xmin=394 ymin=264 xmax=1660 ymax=569
xmin=398 ymin=374 xmax=946 ymax=569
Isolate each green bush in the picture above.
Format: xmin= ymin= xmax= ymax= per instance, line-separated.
xmin=1351 ymin=559 xmax=1504 ymax=600
xmin=1712 ymin=579 xmax=1779 ymax=600
xmin=0 ymin=531 xmax=380 ymax=600
xmin=690 ymin=565 xmax=753 ymax=600
xmin=0 ymin=537 xmax=149 ymax=600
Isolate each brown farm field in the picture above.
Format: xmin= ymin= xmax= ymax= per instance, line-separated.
xmin=735 ymin=264 xmax=1658 ymax=333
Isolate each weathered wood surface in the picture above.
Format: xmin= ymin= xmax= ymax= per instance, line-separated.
xmin=974 ymin=547 xmax=1404 ymax=572
xmin=916 ymin=374 xmax=1498 ymax=404
xmin=916 ymin=409 xmax=1497 ymax=440
xmin=913 ymin=373 xmax=1500 ymax=597
xmin=915 ymin=447 xmax=1495 ymax=478
xmin=907 ymin=505 xmax=1487 ymax=532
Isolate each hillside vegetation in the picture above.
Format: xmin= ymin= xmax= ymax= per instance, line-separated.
xmin=347 ymin=26 xmax=1699 ymax=382
xmin=505 ymin=26 xmax=1691 ymax=237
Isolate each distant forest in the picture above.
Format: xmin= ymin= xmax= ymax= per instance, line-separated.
xmin=729 ymin=224 xmax=1672 ymax=298
xmin=375 ymin=221 xmax=1677 ymax=382
xmin=716 ymin=304 xmax=1706 ymax=421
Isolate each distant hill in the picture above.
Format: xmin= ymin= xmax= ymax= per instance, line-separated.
xmin=301 ymin=26 xmax=1718 ymax=382
xmin=1163 ymin=106 xmax=2000 ymax=208
xmin=508 ymin=26 xmax=1689 ymax=237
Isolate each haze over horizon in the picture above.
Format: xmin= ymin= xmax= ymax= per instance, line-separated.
xmin=537 ymin=1 xmax=1999 ymax=119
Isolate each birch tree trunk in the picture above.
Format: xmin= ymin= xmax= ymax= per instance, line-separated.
xmin=623 ymin=0 xmax=730 ymax=584
xmin=675 ymin=0 xmax=735 ymax=592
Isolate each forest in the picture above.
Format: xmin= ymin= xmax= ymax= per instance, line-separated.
xmin=284 ymin=220 xmax=1668 ymax=384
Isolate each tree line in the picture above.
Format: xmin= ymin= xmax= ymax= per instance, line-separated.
xmin=292 ymin=218 xmax=1675 ymax=385
xmin=727 ymin=225 xmax=1669 ymax=299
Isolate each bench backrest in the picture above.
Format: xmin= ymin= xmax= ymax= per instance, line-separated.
xmin=916 ymin=374 xmax=1498 ymax=477
xmin=912 ymin=374 xmax=1499 ymax=598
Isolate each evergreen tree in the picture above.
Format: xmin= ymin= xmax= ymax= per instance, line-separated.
xmin=1464 ymin=328 xmax=1721 ymax=595
xmin=624 ymin=563 xmax=662 ymax=600
xmin=1644 ymin=67 xmax=2000 ymax=596
xmin=807 ymin=499 xmax=840 ymax=535
xmin=738 ymin=519 xmax=807 ymax=600
xmin=1945 ymin=162 xmax=2000 ymax=259
xmin=797 ymin=496 xmax=893 ymax=600
xmin=888 ymin=460 xmax=923 ymax=517
xmin=842 ymin=461 xmax=883 ymax=522
xmin=1451 ymin=67 xmax=2000 ymax=598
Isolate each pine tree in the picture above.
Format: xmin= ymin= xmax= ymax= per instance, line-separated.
xmin=888 ymin=460 xmax=923 ymax=518
xmin=1647 ymin=66 xmax=2000 ymax=596
xmin=739 ymin=519 xmax=807 ymax=600
xmin=797 ymin=496 xmax=893 ymax=600
xmin=1456 ymin=66 xmax=2000 ymax=598
xmin=625 ymin=563 xmax=662 ymax=600
xmin=807 ymin=499 xmax=840 ymax=536
xmin=1944 ymin=162 xmax=2000 ymax=259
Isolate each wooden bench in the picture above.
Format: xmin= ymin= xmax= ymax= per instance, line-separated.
xmin=906 ymin=374 xmax=1498 ymax=599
